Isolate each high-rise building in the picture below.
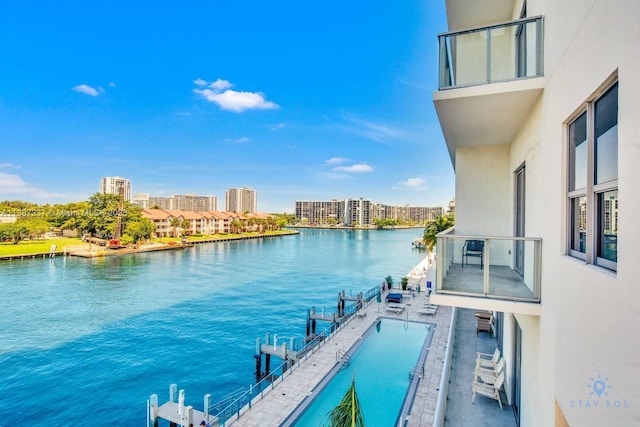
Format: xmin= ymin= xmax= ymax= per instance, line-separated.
xmin=225 ymin=188 xmax=257 ymax=213
xmin=131 ymin=193 xmax=150 ymax=209
xmin=148 ymin=196 xmax=174 ymax=210
xmin=430 ymin=1 xmax=638 ymax=425
xmin=294 ymin=199 xmax=445 ymax=226
xmin=173 ymin=194 xmax=217 ymax=211
xmin=99 ymin=176 xmax=131 ymax=201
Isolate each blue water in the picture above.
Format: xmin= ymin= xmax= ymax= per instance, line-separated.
xmin=293 ymin=319 xmax=431 ymax=427
xmin=0 ymin=228 xmax=426 ymax=426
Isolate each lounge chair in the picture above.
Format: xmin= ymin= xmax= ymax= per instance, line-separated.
xmin=472 ymin=370 xmax=504 ymax=409
xmin=476 ymin=348 xmax=500 ymax=370
xmin=385 ymin=302 xmax=405 ymax=314
xmin=386 ymin=293 xmax=403 ymax=303
xmin=418 ymin=305 xmax=437 ymax=315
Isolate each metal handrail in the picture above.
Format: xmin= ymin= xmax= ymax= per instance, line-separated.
xmin=211 ymin=284 xmax=383 ymax=425
xmin=437 ymin=15 xmax=543 ymax=38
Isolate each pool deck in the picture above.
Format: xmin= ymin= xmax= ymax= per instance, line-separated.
xmin=226 ymin=287 xmax=452 ymax=426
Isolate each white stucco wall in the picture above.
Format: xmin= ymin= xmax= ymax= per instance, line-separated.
xmin=444 ymin=0 xmax=640 ymax=425
xmin=455 ymin=144 xmax=512 ymax=238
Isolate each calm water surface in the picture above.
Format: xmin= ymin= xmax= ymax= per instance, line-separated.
xmin=0 ymin=228 xmax=425 ymax=426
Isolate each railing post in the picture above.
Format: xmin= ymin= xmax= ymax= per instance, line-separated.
xmin=486 ymin=27 xmax=492 ymax=83
xmin=204 ymin=393 xmax=211 ymax=420
xmin=534 ymin=239 xmax=542 ymax=300
xmin=483 ymin=239 xmax=490 ymax=296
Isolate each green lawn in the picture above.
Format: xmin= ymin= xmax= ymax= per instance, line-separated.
xmin=1 ymin=231 xmax=296 ymax=257
xmin=0 ymin=238 xmax=83 ymax=256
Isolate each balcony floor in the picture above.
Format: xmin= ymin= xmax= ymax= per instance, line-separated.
xmin=442 ymin=263 xmax=534 ymax=300
xmin=444 ymin=308 xmax=516 ymax=427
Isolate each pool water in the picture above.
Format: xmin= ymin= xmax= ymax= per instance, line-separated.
xmin=291 ymin=319 xmax=432 ymax=426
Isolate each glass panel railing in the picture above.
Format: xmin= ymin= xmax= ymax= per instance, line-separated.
xmin=436 ymin=231 xmax=541 ymax=302
xmin=438 ymin=16 xmax=543 ymax=89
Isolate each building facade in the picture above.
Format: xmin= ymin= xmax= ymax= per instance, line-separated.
xmin=99 ymin=176 xmax=131 ymax=201
xmin=430 ymin=1 xmax=639 ymax=426
xmin=294 ymin=199 xmax=445 ymax=226
xmin=131 ymin=193 xmax=150 ymax=209
xmin=173 ymin=194 xmax=217 ymax=211
xmin=226 ymin=188 xmax=257 ymax=213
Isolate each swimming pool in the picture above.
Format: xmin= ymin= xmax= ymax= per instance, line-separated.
xmin=286 ymin=318 xmax=433 ymax=426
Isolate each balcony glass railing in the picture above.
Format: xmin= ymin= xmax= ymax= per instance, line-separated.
xmin=436 ymin=229 xmax=542 ymax=302
xmin=438 ymin=16 xmax=543 ymax=89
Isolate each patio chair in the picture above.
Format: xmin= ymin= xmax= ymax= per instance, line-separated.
xmin=476 ymin=348 xmax=500 ymax=370
xmin=475 ymin=311 xmax=493 ymax=336
xmin=472 ymin=370 xmax=505 ymax=409
xmin=475 ymin=357 xmax=506 ymax=385
xmin=462 ymin=239 xmax=484 ymax=269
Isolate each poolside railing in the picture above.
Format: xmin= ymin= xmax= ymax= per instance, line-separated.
xmin=209 ymin=283 xmax=382 ymax=426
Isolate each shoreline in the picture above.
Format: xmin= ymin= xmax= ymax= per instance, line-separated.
xmin=0 ymin=230 xmax=300 ymax=261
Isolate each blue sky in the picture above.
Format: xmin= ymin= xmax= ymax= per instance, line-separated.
xmin=0 ymin=1 xmax=453 ymax=213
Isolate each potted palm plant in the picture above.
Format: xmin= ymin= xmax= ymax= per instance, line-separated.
xmin=400 ymin=277 xmax=409 ymax=290
xmin=384 ymin=275 xmax=393 ymax=290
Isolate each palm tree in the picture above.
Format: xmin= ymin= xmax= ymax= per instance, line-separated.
xmin=422 ymin=214 xmax=455 ymax=253
xmin=327 ymin=376 xmax=365 ymax=427
xmin=170 ymin=217 xmax=181 ymax=238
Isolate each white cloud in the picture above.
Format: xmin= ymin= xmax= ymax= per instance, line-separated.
xmin=340 ymin=113 xmax=410 ymax=144
xmin=224 ymin=136 xmax=251 ymax=144
xmin=270 ymin=123 xmax=285 ymax=130
xmin=72 ymin=84 xmax=100 ymax=96
xmin=108 ymin=82 xmax=116 ymax=88
xmin=209 ymin=79 xmax=232 ymax=91
xmin=193 ymin=79 xmax=278 ymax=113
xmin=394 ymin=177 xmax=427 ymax=191
xmin=333 ymin=164 xmax=374 ymax=173
xmin=0 ymin=163 xmax=20 ymax=170
xmin=325 ymin=157 xmax=349 ymax=165
xmin=0 ymin=173 xmax=70 ymax=200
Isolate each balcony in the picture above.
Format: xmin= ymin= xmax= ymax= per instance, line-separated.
xmin=433 ymin=16 xmax=544 ymax=163
xmin=431 ymin=229 xmax=541 ymax=316
xmin=438 ymin=16 xmax=543 ymax=89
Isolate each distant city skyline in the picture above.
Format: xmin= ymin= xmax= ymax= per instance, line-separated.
xmin=0 ymin=1 xmax=454 ymax=213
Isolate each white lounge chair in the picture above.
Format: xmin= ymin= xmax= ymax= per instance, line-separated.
xmin=475 ymin=357 xmax=505 ymax=385
xmin=472 ymin=370 xmax=504 ymax=409
xmin=418 ymin=305 xmax=437 ymax=315
xmin=476 ymin=348 xmax=500 ymax=370
xmin=385 ymin=302 xmax=405 ymax=314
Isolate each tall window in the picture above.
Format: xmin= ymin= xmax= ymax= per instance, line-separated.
xmin=568 ymin=82 xmax=618 ymax=271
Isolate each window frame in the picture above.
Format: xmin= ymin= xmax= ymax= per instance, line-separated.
xmin=566 ymin=78 xmax=618 ymax=272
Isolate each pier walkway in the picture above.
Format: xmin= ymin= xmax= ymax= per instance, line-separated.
xmin=224 ymin=268 xmax=452 ymax=426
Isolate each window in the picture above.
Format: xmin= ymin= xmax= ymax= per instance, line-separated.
xmin=568 ymin=82 xmax=618 ymax=271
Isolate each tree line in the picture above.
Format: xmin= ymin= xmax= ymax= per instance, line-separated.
xmin=0 ymin=195 xmax=296 ymax=245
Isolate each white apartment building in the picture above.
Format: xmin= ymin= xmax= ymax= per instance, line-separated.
xmin=431 ymin=1 xmax=639 ymax=426
xmin=131 ymin=193 xmax=150 ymax=209
xmin=99 ymin=176 xmax=131 ymax=201
xmin=173 ymin=194 xmax=217 ymax=211
xmin=226 ymin=188 xmax=257 ymax=213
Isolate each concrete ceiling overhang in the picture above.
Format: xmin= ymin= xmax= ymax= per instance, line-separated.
xmin=433 ymin=77 xmax=544 ymax=167
xmin=445 ymin=0 xmax=516 ymax=32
